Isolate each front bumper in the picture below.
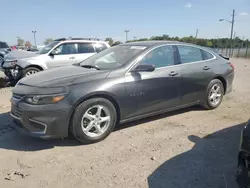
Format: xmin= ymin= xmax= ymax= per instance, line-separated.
xmin=10 ymin=96 xmax=72 ymax=139
xmin=236 ymin=120 xmax=250 ymax=187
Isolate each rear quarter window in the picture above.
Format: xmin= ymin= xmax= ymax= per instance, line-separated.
xmin=93 ymin=43 xmax=108 ymax=53
xmin=201 ymin=50 xmax=214 ymax=60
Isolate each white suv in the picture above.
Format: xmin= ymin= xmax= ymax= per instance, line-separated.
xmin=3 ymin=38 xmax=110 ymax=78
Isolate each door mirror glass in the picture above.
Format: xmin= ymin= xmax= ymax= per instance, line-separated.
xmin=132 ymin=64 xmax=155 ymax=72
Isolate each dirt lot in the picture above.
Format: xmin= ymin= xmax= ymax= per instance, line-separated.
xmin=0 ymin=58 xmax=249 ymax=188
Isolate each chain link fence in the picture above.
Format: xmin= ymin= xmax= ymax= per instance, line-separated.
xmin=216 ymin=40 xmax=249 ymax=59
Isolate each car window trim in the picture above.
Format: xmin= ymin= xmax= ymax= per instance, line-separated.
xmin=173 ymin=44 xmax=216 ymax=65
xmin=125 ymin=44 xmax=217 ymax=75
xmin=126 ymin=44 xmax=178 ymax=73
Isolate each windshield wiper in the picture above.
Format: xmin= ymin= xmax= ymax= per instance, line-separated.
xmin=80 ymin=65 xmax=101 ymax=70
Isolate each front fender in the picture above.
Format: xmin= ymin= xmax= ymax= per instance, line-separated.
xmin=17 ymin=59 xmax=47 ymax=70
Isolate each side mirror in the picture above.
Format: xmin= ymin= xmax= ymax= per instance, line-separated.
xmin=131 ymin=64 xmax=155 ymax=72
xmin=7 ymin=48 xmax=11 ymax=52
xmin=50 ymin=49 xmax=59 ymax=56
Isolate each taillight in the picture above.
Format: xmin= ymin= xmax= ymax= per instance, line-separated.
xmin=228 ymin=62 xmax=235 ymax=70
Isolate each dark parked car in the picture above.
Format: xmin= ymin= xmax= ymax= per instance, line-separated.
xmin=0 ymin=41 xmax=11 ymax=66
xmin=10 ymin=41 xmax=234 ymax=143
xmin=236 ymin=119 xmax=250 ymax=187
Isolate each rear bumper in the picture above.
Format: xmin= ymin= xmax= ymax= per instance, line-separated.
xmin=225 ymin=71 xmax=234 ymax=94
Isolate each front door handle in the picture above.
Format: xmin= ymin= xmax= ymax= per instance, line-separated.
xmin=203 ymin=66 xmax=210 ymax=70
xmin=169 ymin=71 xmax=179 ymax=76
xmin=69 ymin=56 xmax=75 ymax=59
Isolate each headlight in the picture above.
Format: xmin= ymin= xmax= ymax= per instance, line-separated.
xmin=25 ymin=94 xmax=66 ymax=105
xmin=4 ymin=60 xmax=17 ymax=66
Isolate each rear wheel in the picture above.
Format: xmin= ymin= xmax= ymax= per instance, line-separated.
xmin=70 ymin=98 xmax=117 ymax=144
xmin=202 ymin=79 xmax=224 ymax=110
xmin=23 ymin=67 xmax=40 ymax=77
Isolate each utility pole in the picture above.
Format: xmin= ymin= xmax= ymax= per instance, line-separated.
xmin=229 ymin=9 xmax=235 ymax=57
xmin=219 ymin=9 xmax=235 ymax=57
xmin=195 ymin=29 xmax=199 ymax=39
xmin=232 ymin=31 xmax=236 ymax=57
xmin=124 ymin=30 xmax=129 ymax=42
xmin=242 ymin=36 xmax=245 ymax=48
xmin=32 ymin=31 xmax=37 ymax=47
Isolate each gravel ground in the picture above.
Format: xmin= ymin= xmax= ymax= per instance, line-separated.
xmin=0 ymin=58 xmax=249 ymax=188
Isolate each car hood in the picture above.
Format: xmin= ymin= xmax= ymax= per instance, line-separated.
xmin=18 ymin=66 xmax=110 ymax=87
xmin=4 ymin=50 xmax=39 ymax=61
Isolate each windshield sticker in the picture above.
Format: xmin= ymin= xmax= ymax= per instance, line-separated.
xmin=130 ymin=46 xmax=147 ymax=50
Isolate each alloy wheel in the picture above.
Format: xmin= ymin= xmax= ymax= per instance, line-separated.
xmin=81 ymin=105 xmax=111 ymax=137
xmin=209 ymin=83 xmax=222 ymax=106
xmin=25 ymin=70 xmax=38 ymax=76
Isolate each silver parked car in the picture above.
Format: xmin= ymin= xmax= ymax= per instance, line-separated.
xmin=2 ymin=38 xmax=110 ymax=84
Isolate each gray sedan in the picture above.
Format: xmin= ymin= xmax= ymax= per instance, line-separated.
xmin=10 ymin=41 xmax=234 ymax=144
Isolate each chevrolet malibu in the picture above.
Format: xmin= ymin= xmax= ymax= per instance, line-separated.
xmin=10 ymin=41 xmax=234 ymax=143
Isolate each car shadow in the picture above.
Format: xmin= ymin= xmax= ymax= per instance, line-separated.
xmin=115 ymin=105 xmax=204 ymax=131
xmin=147 ymin=123 xmax=245 ymax=188
xmin=0 ymin=106 xmax=204 ymax=152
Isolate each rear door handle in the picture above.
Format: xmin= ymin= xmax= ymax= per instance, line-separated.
xmin=69 ymin=56 xmax=75 ymax=59
xmin=169 ymin=71 xmax=179 ymax=76
xmin=203 ymin=66 xmax=210 ymax=70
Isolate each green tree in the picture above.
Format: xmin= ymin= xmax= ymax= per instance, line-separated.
xmin=105 ymin=38 xmax=114 ymax=46
xmin=207 ymin=41 xmax=213 ymax=47
xmin=17 ymin=37 xmax=24 ymax=46
xmin=44 ymin=38 xmax=53 ymax=45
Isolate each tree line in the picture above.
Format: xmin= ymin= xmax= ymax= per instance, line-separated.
xmin=106 ymin=35 xmax=250 ymax=48
xmin=126 ymin=35 xmax=250 ymax=49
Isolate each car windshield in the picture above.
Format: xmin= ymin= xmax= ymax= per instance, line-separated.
xmin=80 ymin=45 xmax=147 ymax=70
xmin=37 ymin=41 xmax=60 ymax=54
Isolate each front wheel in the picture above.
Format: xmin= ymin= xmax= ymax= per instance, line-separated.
xmin=70 ymin=98 xmax=117 ymax=144
xmin=23 ymin=67 xmax=40 ymax=77
xmin=202 ymin=79 xmax=224 ymax=110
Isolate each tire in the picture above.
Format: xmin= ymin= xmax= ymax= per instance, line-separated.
xmin=23 ymin=67 xmax=40 ymax=77
xmin=202 ymin=79 xmax=224 ymax=110
xmin=71 ymin=98 xmax=117 ymax=144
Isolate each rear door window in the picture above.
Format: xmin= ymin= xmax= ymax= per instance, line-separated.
xmin=177 ymin=45 xmax=203 ymax=64
xmin=77 ymin=43 xmax=95 ymax=53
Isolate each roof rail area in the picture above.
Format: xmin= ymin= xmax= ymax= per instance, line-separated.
xmin=54 ymin=38 xmax=101 ymax=41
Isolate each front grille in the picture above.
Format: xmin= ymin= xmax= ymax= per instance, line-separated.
xmin=11 ymin=104 xmax=22 ymax=118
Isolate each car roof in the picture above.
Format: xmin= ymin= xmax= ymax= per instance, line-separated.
xmin=120 ymin=40 xmax=181 ymax=47
xmin=54 ymin=38 xmax=108 ymax=44
xmin=60 ymin=40 xmax=108 ymax=44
